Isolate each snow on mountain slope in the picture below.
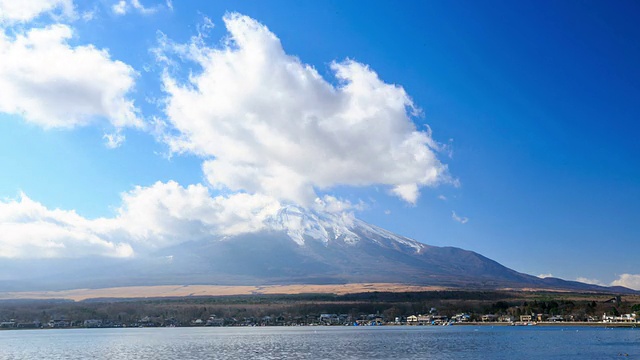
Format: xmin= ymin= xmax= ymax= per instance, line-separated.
xmin=264 ymin=204 xmax=425 ymax=252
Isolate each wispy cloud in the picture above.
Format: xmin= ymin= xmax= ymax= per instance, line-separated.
xmin=451 ymin=211 xmax=468 ymax=224
xmin=312 ymin=195 xmax=364 ymax=214
xmin=112 ymin=0 xmax=126 ymax=15
xmin=112 ymin=0 xmax=170 ymax=16
xmin=81 ymin=9 xmax=96 ymax=21
xmin=131 ymin=0 xmax=159 ymax=15
xmin=537 ymin=273 xmax=554 ymax=279
xmin=103 ymin=131 xmax=125 ymax=149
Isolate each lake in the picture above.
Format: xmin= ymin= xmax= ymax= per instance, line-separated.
xmin=0 ymin=326 xmax=638 ymax=359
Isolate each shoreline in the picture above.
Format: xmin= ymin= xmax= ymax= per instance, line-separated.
xmin=1 ymin=322 xmax=637 ymax=331
xmin=454 ymin=321 xmax=638 ymax=328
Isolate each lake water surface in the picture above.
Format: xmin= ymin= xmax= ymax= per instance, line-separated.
xmin=0 ymin=326 xmax=638 ymax=359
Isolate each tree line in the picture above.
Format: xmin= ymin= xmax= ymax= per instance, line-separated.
xmin=0 ymin=291 xmax=637 ymax=328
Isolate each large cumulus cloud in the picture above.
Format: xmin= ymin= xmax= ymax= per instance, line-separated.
xmin=159 ymin=13 xmax=451 ymax=205
xmin=0 ymin=0 xmax=141 ymax=132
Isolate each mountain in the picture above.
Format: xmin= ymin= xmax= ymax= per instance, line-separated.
xmin=0 ymin=205 xmax=633 ymax=294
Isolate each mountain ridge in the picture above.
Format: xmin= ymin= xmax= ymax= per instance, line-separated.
xmin=0 ymin=205 xmax=634 ymax=294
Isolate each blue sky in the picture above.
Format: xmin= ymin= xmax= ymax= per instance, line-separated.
xmin=0 ymin=0 xmax=638 ymax=288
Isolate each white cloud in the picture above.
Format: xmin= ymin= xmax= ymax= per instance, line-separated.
xmin=0 ymin=24 xmax=142 ymax=129
xmin=158 ymin=13 xmax=451 ymax=206
xmin=438 ymin=195 xmax=447 ymax=201
xmin=576 ymin=277 xmax=606 ymax=286
xmin=131 ymin=0 xmax=158 ymax=14
xmin=610 ymin=274 xmax=640 ymax=290
xmin=0 ymin=193 xmax=133 ymax=258
xmin=81 ymin=10 xmax=95 ymax=21
xmin=0 ymin=0 xmax=74 ymax=23
xmin=112 ymin=0 xmax=126 ymax=15
xmin=537 ymin=273 xmax=554 ymax=279
xmin=112 ymin=0 xmax=168 ymax=16
xmin=451 ymin=211 xmax=468 ymax=224
xmin=312 ymin=195 xmax=363 ymax=214
xmin=115 ymin=181 xmax=282 ymax=249
xmin=572 ymin=275 xmax=640 ymax=290
xmin=103 ymin=131 xmax=125 ymax=148
xmin=0 ymin=182 xmax=285 ymax=259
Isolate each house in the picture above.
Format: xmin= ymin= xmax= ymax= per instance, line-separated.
xmin=604 ymin=296 xmax=622 ymax=304
xmin=519 ymin=315 xmax=532 ymax=322
xmin=498 ymin=315 xmax=515 ymax=323
xmin=602 ymin=313 xmax=637 ymax=323
xmin=481 ymin=314 xmax=497 ymax=322
xmin=319 ymin=314 xmax=339 ymax=325
xmin=0 ymin=321 xmax=15 ymax=328
xmin=536 ymin=314 xmax=549 ymax=322
xmin=453 ymin=313 xmax=470 ymax=323
xmin=406 ymin=315 xmax=418 ymax=325
xmin=261 ymin=316 xmax=273 ymax=325
xmin=431 ymin=315 xmax=449 ymax=325
xmin=48 ymin=319 xmax=70 ymax=328
xmin=83 ymin=319 xmax=103 ymax=328
xmin=417 ymin=315 xmax=432 ymax=325
xmin=206 ymin=316 xmax=225 ymax=326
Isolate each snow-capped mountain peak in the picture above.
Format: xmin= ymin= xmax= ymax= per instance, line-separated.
xmin=264 ymin=205 xmax=358 ymax=246
xmin=264 ymin=204 xmax=424 ymax=252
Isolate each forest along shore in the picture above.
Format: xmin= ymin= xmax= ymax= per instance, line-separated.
xmin=0 ymin=290 xmax=638 ymax=329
